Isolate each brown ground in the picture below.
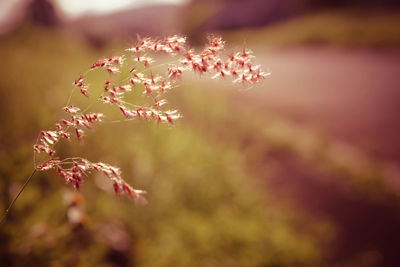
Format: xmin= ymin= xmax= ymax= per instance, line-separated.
xmin=236 ymin=47 xmax=400 ymax=266
xmin=246 ymin=47 xmax=400 ymax=164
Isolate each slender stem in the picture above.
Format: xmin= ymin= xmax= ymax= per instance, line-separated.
xmin=0 ymin=169 xmax=37 ymax=226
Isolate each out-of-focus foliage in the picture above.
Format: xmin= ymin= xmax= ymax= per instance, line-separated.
xmin=0 ymin=26 xmax=330 ymax=266
xmin=2 ymin=19 xmax=400 ymax=266
xmin=224 ymin=10 xmax=400 ymax=48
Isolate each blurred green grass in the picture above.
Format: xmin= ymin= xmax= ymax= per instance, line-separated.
xmin=0 ymin=24 xmax=398 ymax=266
xmin=0 ymin=26 xmax=328 ymax=267
xmin=223 ymin=9 xmax=400 ymax=48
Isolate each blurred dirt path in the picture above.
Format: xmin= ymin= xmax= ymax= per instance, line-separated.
xmin=240 ymin=47 xmax=400 ymax=265
xmin=245 ymin=47 xmax=400 ymax=164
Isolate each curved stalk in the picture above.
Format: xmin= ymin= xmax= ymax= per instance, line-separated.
xmin=0 ymin=169 xmax=37 ymax=226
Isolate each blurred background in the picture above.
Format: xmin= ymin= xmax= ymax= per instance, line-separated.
xmin=1 ymin=0 xmax=400 ymax=266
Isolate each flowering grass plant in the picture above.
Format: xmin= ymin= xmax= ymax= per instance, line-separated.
xmin=2 ymin=35 xmax=268 ymax=224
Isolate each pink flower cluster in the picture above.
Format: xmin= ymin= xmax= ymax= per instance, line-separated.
xmin=33 ymin=35 xmax=268 ymax=200
xmin=36 ymin=158 xmax=144 ymax=198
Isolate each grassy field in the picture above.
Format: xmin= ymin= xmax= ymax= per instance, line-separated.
xmin=223 ymin=9 xmax=400 ymax=49
xmin=0 ymin=24 xmax=399 ymax=266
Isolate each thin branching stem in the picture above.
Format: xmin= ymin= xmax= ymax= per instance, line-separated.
xmin=0 ymin=169 xmax=37 ymax=226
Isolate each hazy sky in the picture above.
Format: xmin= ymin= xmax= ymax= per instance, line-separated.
xmin=0 ymin=1 xmax=15 ymax=21
xmin=0 ymin=0 xmax=187 ymax=22
xmin=56 ymin=0 xmax=187 ymax=18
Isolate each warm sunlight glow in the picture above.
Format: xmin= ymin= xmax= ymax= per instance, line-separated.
xmin=56 ymin=0 xmax=187 ymax=18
